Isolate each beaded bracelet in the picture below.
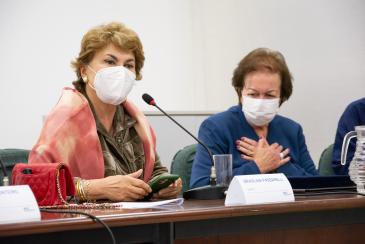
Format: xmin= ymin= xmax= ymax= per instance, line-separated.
xmin=40 ymin=202 xmax=122 ymax=209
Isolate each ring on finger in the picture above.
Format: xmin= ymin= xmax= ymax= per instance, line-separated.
xmin=279 ymin=152 xmax=284 ymax=160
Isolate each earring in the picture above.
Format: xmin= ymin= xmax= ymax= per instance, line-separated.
xmin=82 ymin=76 xmax=88 ymax=83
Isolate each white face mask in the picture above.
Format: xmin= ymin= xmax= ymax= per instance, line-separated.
xmin=87 ymin=65 xmax=136 ymax=105
xmin=241 ymin=96 xmax=280 ymax=126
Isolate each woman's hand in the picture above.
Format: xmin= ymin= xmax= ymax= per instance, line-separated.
xmin=236 ymin=137 xmax=290 ymax=173
xmin=153 ymin=178 xmax=182 ymax=199
xmin=88 ymin=169 xmax=152 ymax=201
xmin=236 ymin=137 xmax=258 ymax=159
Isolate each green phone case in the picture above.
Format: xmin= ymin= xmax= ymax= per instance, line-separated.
xmin=142 ymin=174 xmax=179 ymax=201
xmin=149 ymin=174 xmax=180 ymax=193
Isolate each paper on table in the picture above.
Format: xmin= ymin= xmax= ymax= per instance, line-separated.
xmin=111 ymin=198 xmax=184 ymax=209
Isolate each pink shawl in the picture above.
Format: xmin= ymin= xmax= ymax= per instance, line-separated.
xmin=28 ymin=87 xmax=156 ymax=182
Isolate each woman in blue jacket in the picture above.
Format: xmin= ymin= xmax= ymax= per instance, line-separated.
xmin=190 ymin=48 xmax=318 ymax=188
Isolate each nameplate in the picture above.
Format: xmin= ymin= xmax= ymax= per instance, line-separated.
xmin=225 ymin=173 xmax=294 ymax=206
xmin=0 ymin=185 xmax=40 ymax=224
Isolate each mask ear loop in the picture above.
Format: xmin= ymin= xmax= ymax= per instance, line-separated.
xmin=82 ymin=65 xmax=97 ymax=91
xmin=87 ymin=81 xmax=96 ymax=91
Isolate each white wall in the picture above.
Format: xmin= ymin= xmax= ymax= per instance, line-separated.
xmin=0 ymin=0 xmax=196 ymax=145
xmin=0 ymin=0 xmax=364 ymax=167
xmin=191 ymin=0 xmax=365 ymax=165
xmin=147 ymin=113 xmax=210 ymax=171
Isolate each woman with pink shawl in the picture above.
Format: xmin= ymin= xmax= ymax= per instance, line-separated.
xmin=29 ymin=22 xmax=182 ymax=201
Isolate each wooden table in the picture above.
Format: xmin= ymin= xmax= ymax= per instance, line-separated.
xmin=1 ymin=194 xmax=365 ymax=244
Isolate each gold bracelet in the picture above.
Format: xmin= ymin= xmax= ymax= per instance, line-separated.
xmin=79 ymin=180 xmax=87 ymax=202
xmin=76 ymin=179 xmax=87 ymax=202
xmin=76 ymin=179 xmax=82 ymax=201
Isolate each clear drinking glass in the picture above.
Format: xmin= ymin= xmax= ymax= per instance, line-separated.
xmin=213 ymin=154 xmax=233 ymax=187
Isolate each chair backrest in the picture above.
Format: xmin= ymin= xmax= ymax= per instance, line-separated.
xmin=0 ymin=148 xmax=30 ymax=185
xmin=170 ymin=144 xmax=197 ymax=193
xmin=318 ymin=144 xmax=335 ymax=176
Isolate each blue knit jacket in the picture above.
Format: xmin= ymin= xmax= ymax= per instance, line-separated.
xmin=190 ymin=105 xmax=318 ymax=188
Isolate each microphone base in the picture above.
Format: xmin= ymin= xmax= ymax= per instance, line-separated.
xmin=183 ymin=185 xmax=227 ymax=200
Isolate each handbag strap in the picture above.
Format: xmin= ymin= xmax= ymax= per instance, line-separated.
xmin=56 ymin=164 xmax=69 ymax=205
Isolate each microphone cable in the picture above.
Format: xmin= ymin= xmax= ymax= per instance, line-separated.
xmin=40 ymin=209 xmax=116 ymax=244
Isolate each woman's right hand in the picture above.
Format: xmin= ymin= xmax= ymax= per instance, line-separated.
xmin=239 ymin=137 xmax=290 ymax=173
xmin=88 ymin=169 xmax=152 ymax=201
xmin=252 ymin=138 xmax=290 ymax=173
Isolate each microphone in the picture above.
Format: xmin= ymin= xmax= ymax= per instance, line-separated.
xmin=142 ymin=94 xmax=217 ymax=183
xmin=142 ymin=93 xmax=226 ymax=199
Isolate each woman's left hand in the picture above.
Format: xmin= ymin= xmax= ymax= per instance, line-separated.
xmin=154 ymin=178 xmax=182 ymax=199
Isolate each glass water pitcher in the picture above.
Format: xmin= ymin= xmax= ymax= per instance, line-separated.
xmin=341 ymin=125 xmax=365 ymax=193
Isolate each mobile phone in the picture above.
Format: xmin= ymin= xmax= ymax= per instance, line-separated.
xmin=149 ymin=174 xmax=179 ymax=193
xmin=143 ymin=174 xmax=179 ymax=200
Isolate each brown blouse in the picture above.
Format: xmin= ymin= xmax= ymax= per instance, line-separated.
xmin=84 ymin=92 xmax=167 ymax=181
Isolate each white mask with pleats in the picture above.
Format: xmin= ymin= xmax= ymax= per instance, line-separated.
xmin=87 ymin=65 xmax=136 ymax=105
xmin=242 ymin=96 xmax=279 ymax=126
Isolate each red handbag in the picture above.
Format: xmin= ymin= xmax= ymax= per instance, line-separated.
xmin=12 ymin=163 xmax=75 ymax=206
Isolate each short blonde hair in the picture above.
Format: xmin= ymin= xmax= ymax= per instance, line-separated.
xmin=71 ymin=22 xmax=145 ymax=91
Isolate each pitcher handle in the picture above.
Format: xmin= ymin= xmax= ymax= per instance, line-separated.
xmin=340 ymin=131 xmax=357 ymax=165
